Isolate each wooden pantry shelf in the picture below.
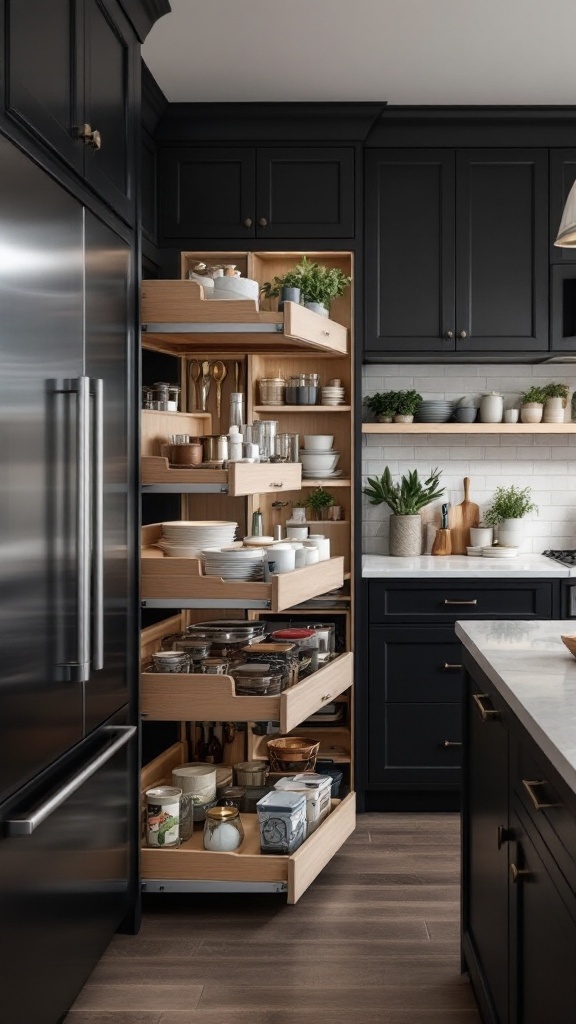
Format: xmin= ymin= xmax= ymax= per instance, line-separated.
xmin=362 ymin=422 xmax=576 ymax=434
xmin=253 ymin=405 xmax=351 ymax=413
xmin=141 ymin=652 xmax=353 ymax=735
xmin=248 ymin=726 xmax=352 ymax=766
xmin=141 ymin=457 xmax=302 ymax=496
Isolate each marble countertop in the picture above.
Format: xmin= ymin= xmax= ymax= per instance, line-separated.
xmin=362 ymin=554 xmax=571 ymax=578
xmin=456 ymin=620 xmax=576 ymax=794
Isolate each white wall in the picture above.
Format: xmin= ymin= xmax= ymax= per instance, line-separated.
xmin=362 ymin=364 xmax=576 ymax=555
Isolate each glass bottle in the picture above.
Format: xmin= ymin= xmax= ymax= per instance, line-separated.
xmin=229 ymin=392 xmax=244 ymax=431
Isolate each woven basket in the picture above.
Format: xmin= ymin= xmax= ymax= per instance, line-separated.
xmin=267 ymin=736 xmax=320 ymax=772
xmin=389 ymin=514 xmax=422 ymax=557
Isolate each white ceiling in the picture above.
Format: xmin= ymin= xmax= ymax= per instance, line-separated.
xmin=143 ymin=0 xmax=576 ymax=105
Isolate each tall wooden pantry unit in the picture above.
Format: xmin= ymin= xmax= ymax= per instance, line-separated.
xmin=139 ymin=251 xmax=356 ymax=903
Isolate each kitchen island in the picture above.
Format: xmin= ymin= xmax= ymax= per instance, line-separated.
xmin=457 ymin=620 xmax=576 ymax=1024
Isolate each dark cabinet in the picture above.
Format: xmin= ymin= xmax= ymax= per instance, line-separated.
xmin=550 ymin=149 xmax=576 ymax=263
xmin=5 ymin=0 xmax=136 ymax=223
xmin=158 ymin=146 xmax=355 ymax=241
xmin=368 ymin=580 xmax=554 ymax=624
xmin=365 ymin=148 xmax=549 ymax=358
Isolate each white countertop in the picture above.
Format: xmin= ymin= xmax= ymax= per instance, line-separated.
xmin=362 ymin=554 xmax=571 ymax=578
xmin=456 ymin=620 xmax=576 ymax=794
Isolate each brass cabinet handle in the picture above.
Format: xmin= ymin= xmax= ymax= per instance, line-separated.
xmin=270 ymin=482 xmax=284 ymax=488
xmin=459 ymin=330 xmax=468 ymax=339
xmin=442 ymin=740 xmax=462 ymax=748
xmin=442 ymin=662 xmax=463 ymax=670
xmin=472 ymin=692 xmax=500 ymax=721
xmin=78 ymin=123 xmax=102 ymax=149
xmin=510 ymin=862 xmax=532 ymax=883
xmin=243 ymin=217 xmax=253 ymax=228
xmin=445 ymin=330 xmax=454 ymax=339
xmin=522 ymin=779 xmax=561 ymax=811
xmin=497 ymin=825 xmax=513 ymax=850
xmin=321 ymin=693 xmax=332 ymax=702
xmin=444 ymin=599 xmax=478 ymax=606
xmin=258 ymin=217 xmax=268 ymax=228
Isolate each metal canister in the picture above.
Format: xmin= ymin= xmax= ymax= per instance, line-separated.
xmin=145 ymin=785 xmax=181 ymax=847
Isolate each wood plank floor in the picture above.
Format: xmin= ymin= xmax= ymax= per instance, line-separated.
xmin=65 ymin=813 xmax=481 ymax=1024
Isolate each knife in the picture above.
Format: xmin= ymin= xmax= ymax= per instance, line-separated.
xmin=441 ymin=502 xmax=450 ymax=529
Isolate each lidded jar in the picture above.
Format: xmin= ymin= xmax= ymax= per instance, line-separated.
xmin=203 ymin=806 xmax=244 ymax=851
xmin=479 ymin=392 xmax=504 ymax=424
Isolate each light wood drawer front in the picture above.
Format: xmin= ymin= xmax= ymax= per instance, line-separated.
xmin=141 ymin=459 xmax=301 ymax=496
xmin=283 ymin=301 xmax=348 ymax=354
xmin=281 ymin=652 xmax=353 ymax=733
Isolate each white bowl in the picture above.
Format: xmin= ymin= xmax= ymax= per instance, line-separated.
xmin=212 ymin=276 xmax=259 ymax=300
xmin=299 ymin=451 xmax=340 ymax=472
xmin=303 ymin=435 xmax=334 ymax=452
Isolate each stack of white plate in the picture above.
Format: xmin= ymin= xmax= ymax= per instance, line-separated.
xmin=159 ymin=521 xmax=238 ymax=557
xmin=414 ymin=400 xmax=454 ymax=423
xmin=481 ymin=546 xmax=519 ymax=558
xmin=201 ymin=546 xmax=265 ymax=580
xmin=321 ymin=385 xmax=346 ymax=406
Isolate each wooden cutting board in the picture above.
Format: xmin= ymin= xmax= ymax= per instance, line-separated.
xmin=449 ymin=477 xmax=480 ymax=554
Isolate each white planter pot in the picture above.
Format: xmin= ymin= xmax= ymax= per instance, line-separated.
xmin=377 ymin=414 xmax=394 ymax=423
xmin=389 ymin=515 xmax=422 ymax=557
xmin=470 ymin=526 xmax=494 ymax=547
xmin=393 ymin=414 xmax=414 ymax=424
xmin=543 ymin=396 xmax=566 ymax=423
xmin=303 ymin=301 xmax=329 ymax=318
xmin=520 ymin=402 xmax=543 ymax=424
xmin=497 ymin=517 xmax=524 ymax=548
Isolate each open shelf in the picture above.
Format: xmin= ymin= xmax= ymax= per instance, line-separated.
xmin=253 ymin=405 xmax=351 ymax=413
xmin=248 ymin=726 xmax=352 ymax=765
xmin=142 ymin=457 xmax=302 ymax=496
xmin=362 ymin=422 xmax=576 ymax=434
xmin=140 ymin=741 xmax=356 ymax=904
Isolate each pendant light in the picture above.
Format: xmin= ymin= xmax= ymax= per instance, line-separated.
xmin=555 ymin=179 xmax=576 ymax=247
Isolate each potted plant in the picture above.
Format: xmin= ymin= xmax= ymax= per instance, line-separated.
xmin=260 ymin=268 xmax=303 ymax=310
xmin=483 ymin=485 xmax=538 ymax=547
xmin=363 ymin=390 xmax=398 ymax=424
xmin=290 ymin=499 xmax=307 ymax=524
xmin=520 ymin=385 xmax=547 ymax=424
xmin=363 ymin=467 xmax=444 ymax=556
xmin=296 ymin=256 xmax=351 ymax=317
xmin=306 ymin=486 xmax=335 ymax=521
xmin=542 ymin=382 xmax=569 ymax=424
xmin=394 ymin=390 xmax=423 ymax=424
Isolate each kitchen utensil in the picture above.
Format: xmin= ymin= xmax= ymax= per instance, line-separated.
xmin=200 ymin=360 xmax=212 ymax=411
xmin=449 ymin=478 xmax=480 ymax=554
xmin=234 ymin=360 xmax=240 ymax=392
xmin=189 ymin=360 xmax=202 ymax=411
xmin=212 ymin=360 xmax=227 ymax=419
xmin=431 ymin=527 xmax=452 ymax=556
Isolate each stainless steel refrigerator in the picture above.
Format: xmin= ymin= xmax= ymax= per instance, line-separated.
xmin=0 ymin=132 xmax=139 ymax=1023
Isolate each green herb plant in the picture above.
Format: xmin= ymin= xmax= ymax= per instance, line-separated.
xmin=483 ymin=485 xmax=538 ymax=524
xmin=296 ymin=256 xmax=351 ymax=310
xmin=363 ymin=467 xmax=444 ymax=515
xmin=306 ymin=487 xmax=335 ymax=518
xmin=543 ymin=382 xmax=569 ymax=403
xmin=363 ymin=391 xmax=399 ymax=418
xmin=521 ymin=386 xmax=547 ymax=405
xmin=395 ymin=390 xmax=423 ymax=416
xmin=260 ymin=268 xmax=303 ymax=300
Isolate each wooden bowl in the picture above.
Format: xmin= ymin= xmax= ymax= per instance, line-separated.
xmin=561 ymin=635 xmax=576 ymax=658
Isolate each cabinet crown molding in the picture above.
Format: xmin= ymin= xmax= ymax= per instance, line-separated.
xmin=118 ymin=0 xmax=171 ymax=42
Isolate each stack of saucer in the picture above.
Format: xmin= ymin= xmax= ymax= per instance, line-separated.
xmin=321 ymin=384 xmax=346 ymax=406
xmin=414 ymin=400 xmax=454 ymax=423
xmin=201 ymin=546 xmax=264 ymax=580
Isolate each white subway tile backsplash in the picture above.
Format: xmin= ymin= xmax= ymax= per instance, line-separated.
xmin=362 ymin=362 xmax=576 ymax=554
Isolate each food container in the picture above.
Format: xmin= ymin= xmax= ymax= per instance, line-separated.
xmin=203 ymin=806 xmax=244 ymax=851
xmin=231 ymin=664 xmax=283 ymax=695
xmin=257 ymin=790 xmax=307 ymax=855
xmin=217 ymin=786 xmax=247 ymax=808
xmin=234 ymin=761 xmax=269 ymax=787
xmin=170 ymin=638 xmax=212 ymax=665
xmin=151 ymin=650 xmax=190 ymax=673
xmin=172 ymin=764 xmax=217 ymax=823
xmin=167 ymin=441 xmax=203 ymax=466
xmin=145 ymin=786 xmax=181 ymax=847
xmin=199 ymin=658 xmax=230 ymax=674
xmin=242 ymin=642 xmax=299 ymax=688
xmin=151 ymin=382 xmax=180 ymax=412
xmin=274 ymin=773 xmax=332 ymax=835
xmin=285 ymin=374 xmax=320 ymax=405
xmin=266 ymin=736 xmax=320 ymax=772
xmin=315 ymin=760 xmax=344 ymax=798
xmin=258 ymin=378 xmax=286 ymax=406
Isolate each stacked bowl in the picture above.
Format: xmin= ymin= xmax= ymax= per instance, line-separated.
xmin=158 ymin=521 xmax=238 ymax=557
xmin=300 ymin=435 xmax=340 ymax=479
xmin=414 ymin=400 xmax=454 ymax=423
xmin=321 ymin=384 xmax=346 ymax=406
xmin=201 ymin=546 xmax=264 ymax=580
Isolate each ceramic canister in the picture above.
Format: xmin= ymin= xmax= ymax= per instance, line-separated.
xmin=146 ymin=786 xmax=181 ymax=848
xmin=479 ymin=392 xmax=504 ymax=423
xmin=304 ymin=535 xmax=330 ymax=561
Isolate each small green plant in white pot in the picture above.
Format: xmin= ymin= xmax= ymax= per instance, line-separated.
xmin=296 ymin=257 xmax=351 ymax=318
xmin=363 ymin=466 xmax=444 ymax=556
xmin=542 ymin=382 xmax=569 ymax=424
xmin=306 ymin=486 xmax=335 ymax=521
xmin=363 ymin=390 xmax=398 ymax=423
xmin=483 ymin=485 xmax=538 ymax=548
xmin=394 ymin=390 xmax=422 ymax=424
xmin=520 ymin=386 xmax=547 ymax=424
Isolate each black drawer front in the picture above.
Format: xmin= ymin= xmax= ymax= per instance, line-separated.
xmin=369 ymin=702 xmax=462 ymax=783
xmin=369 ymin=581 xmax=553 ymax=623
xmin=370 ymin=626 xmax=464 ymax=703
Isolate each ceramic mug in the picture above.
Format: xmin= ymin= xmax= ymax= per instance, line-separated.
xmin=264 ymin=544 xmax=296 ymax=578
xmin=287 ymin=526 xmax=309 ymax=541
xmin=305 ymin=535 xmax=331 ymax=561
xmin=503 ymin=409 xmax=519 ymax=423
xmin=304 ymin=546 xmax=320 ymax=565
xmin=470 ymin=527 xmax=494 ymax=547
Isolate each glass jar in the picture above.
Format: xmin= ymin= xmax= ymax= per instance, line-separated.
xmin=203 ymin=806 xmax=244 ymax=851
xmin=167 ymin=385 xmax=180 ymax=412
xmin=228 ymin=392 xmax=244 ymax=431
xmin=142 ymin=386 xmax=154 ymax=409
xmin=151 ymin=650 xmax=191 ymax=673
xmin=258 ymin=378 xmax=286 ymax=406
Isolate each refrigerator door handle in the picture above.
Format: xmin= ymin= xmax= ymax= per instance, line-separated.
xmin=4 ymin=725 xmax=136 ymax=836
xmin=70 ymin=375 xmax=91 ymax=684
xmin=91 ymin=377 xmax=104 ymax=670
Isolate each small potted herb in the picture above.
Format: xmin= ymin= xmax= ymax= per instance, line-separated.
xmin=484 ymin=485 xmax=538 ymax=548
xmin=306 ymin=486 xmax=335 ymax=521
xmin=363 ymin=390 xmax=398 ymax=423
xmin=296 ymin=257 xmax=351 ymax=317
xmin=260 ymin=268 xmax=303 ymax=310
xmin=520 ymin=385 xmax=547 ymax=424
xmin=363 ymin=467 xmax=444 ymax=556
xmin=394 ymin=390 xmax=423 ymax=424
xmin=543 ymin=382 xmax=569 ymax=424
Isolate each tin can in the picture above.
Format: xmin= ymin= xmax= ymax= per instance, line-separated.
xmin=145 ymin=785 xmax=181 ymax=847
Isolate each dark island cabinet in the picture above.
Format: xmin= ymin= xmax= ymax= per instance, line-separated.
xmin=5 ymin=0 xmax=137 ymax=224
xmin=365 ymin=148 xmax=549 ymax=358
xmin=158 ymin=145 xmax=355 ymax=241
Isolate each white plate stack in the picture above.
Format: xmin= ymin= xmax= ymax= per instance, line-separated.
xmin=201 ymin=546 xmax=265 ymax=580
xmin=159 ymin=521 xmax=238 ymax=557
xmin=321 ymin=385 xmax=346 ymax=406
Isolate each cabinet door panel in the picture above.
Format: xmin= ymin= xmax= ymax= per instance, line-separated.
xmin=369 ymin=626 xmax=464 ymax=703
xmin=83 ymin=0 xmax=135 ymax=223
xmin=158 ymin=148 xmax=256 ymax=240
xmin=550 ymin=149 xmax=576 ymax=263
xmin=364 ymin=150 xmax=456 ymax=357
xmin=369 ymin=581 xmax=553 ymax=623
xmin=368 ymin=702 xmax=461 ymax=785
xmin=6 ymin=0 xmax=83 ymax=172
xmin=455 ymin=149 xmax=548 ymax=353
xmin=257 ymin=147 xmax=354 ymax=238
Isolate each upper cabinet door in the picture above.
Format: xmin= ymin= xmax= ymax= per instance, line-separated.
xmin=550 ymin=149 xmax=576 ymax=263
xmin=5 ymin=0 xmax=84 ymax=173
xmin=256 ymin=147 xmax=355 ymax=238
xmin=364 ymin=150 xmax=456 ymax=357
xmin=83 ymin=0 xmax=136 ymax=224
xmin=455 ymin=149 xmax=548 ymax=354
xmin=158 ymin=148 xmax=256 ymax=241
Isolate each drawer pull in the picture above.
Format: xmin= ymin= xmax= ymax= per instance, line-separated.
xmin=442 ymin=662 xmax=463 ymax=671
xmin=270 ymin=482 xmax=284 ymax=488
xmin=497 ymin=825 xmax=513 ymax=850
xmin=510 ymin=862 xmax=532 ymax=884
xmin=321 ymin=693 xmax=332 ymax=702
xmin=444 ymin=599 xmax=478 ymax=606
xmin=522 ymin=779 xmax=561 ymax=811
xmin=472 ymin=692 xmax=500 ymax=721
xmin=441 ymin=740 xmax=462 ymax=748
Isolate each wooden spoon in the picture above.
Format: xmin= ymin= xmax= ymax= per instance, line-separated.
xmin=212 ymin=360 xmax=227 ymax=420
xmin=189 ymin=359 xmax=202 ymax=411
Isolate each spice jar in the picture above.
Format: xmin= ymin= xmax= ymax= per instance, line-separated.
xmin=258 ymin=378 xmax=286 ymax=406
xmin=203 ymin=806 xmax=244 ymax=851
